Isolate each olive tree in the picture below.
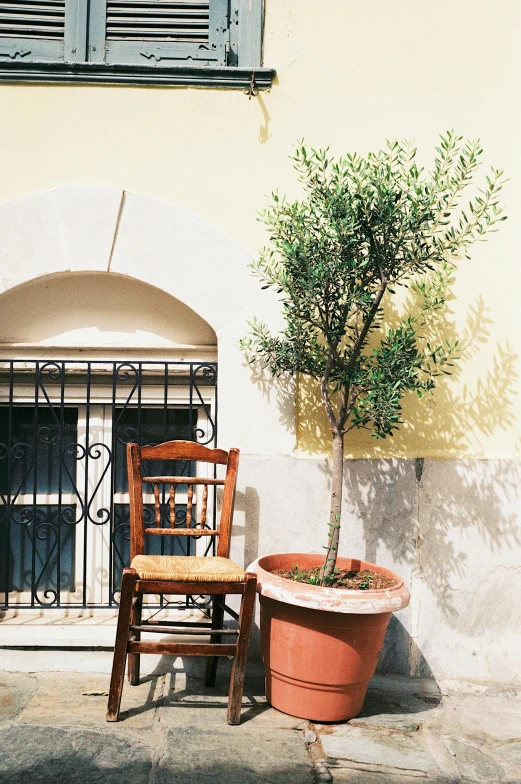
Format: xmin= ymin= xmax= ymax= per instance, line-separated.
xmin=241 ymin=132 xmax=506 ymax=583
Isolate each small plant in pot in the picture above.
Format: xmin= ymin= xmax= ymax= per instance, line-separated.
xmin=241 ymin=132 xmax=506 ymax=722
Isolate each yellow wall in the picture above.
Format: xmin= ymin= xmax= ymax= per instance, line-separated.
xmin=0 ymin=0 xmax=519 ymax=459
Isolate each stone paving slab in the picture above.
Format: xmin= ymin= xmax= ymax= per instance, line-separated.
xmin=494 ymin=741 xmax=521 ymax=766
xmin=0 ymin=725 xmax=153 ymax=784
xmin=433 ymin=693 xmax=521 ymax=744
xmin=316 ymin=679 xmax=521 ymax=784
xmin=330 ymin=771 xmax=459 ymax=784
xmin=0 ymin=665 xmax=315 ymax=784
xmin=16 ymin=672 xmax=160 ymax=730
xmin=444 ymin=738 xmax=507 ymax=782
xmin=332 ymin=774 xmax=521 ymax=784
xmin=347 ymin=689 xmax=439 ymax=733
xmin=0 ymin=673 xmax=37 ymax=724
xmin=318 ymin=724 xmax=439 ymax=774
xmin=157 ymin=726 xmax=314 ymax=784
xmin=155 ymin=669 xmax=305 ymax=731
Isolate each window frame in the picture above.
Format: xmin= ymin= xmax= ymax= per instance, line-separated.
xmin=0 ymin=0 xmax=274 ymax=88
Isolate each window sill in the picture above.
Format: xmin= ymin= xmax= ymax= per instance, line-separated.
xmin=0 ymin=61 xmax=276 ymax=89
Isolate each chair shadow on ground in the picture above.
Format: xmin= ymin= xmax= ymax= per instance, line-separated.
xmin=118 ymin=653 xmax=271 ymax=725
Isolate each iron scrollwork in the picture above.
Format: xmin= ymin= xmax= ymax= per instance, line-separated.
xmin=1 ymin=358 xmax=218 ymax=610
xmin=192 ymin=363 xmax=217 ymax=445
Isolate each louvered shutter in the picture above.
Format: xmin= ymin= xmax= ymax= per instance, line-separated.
xmin=0 ymin=1 xmax=65 ymax=62
xmin=0 ymin=0 xmax=268 ymax=86
xmin=0 ymin=1 xmax=89 ymax=63
xmin=101 ymin=0 xmax=229 ymax=67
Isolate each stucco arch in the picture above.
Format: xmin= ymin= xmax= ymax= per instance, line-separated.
xmin=0 ymin=270 xmax=217 ymax=353
xmin=0 ymin=187 xmax=295 ymax=454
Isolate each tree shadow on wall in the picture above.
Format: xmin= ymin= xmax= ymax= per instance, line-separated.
xmin=339 ymin=455 xmax=520 ymax=622
xmin=297 ymin=290 xmax=518 ymax=459
xmin=295 ymin=284 xmax=520 ymax=644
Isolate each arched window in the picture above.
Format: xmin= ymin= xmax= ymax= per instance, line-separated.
xmin=0 ymin=272 xmax=218 ymax=609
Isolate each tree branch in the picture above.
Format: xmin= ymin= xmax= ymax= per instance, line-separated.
xmin=321 ymin=343 xmax=341 ymax=434
xmin=343 ymin=276 xmax=388 ymax=380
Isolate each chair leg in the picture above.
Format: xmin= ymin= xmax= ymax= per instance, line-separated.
xmin=106 ymin=568 xmax=136 ymax=721
xmin=227 ymin=573 xmax=257 ymax=725
xmin=204 ymin=595 xmax=225 ymax=687
xmin=128 ymin=592 xmax=143 ymax=685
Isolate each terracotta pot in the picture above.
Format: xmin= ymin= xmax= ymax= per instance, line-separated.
xmin=247 ymin=552 xmax=410 ymax=722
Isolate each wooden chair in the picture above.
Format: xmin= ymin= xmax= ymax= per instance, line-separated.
xmin=106 ymin=440 xmax=257 ymax=725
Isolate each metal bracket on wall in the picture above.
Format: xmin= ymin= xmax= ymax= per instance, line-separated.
xmin=244 ymin=69 xmax=257 ymax=99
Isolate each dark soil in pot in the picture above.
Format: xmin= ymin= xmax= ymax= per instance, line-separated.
xmin=271 ymin=566 xmax=398 ymax=590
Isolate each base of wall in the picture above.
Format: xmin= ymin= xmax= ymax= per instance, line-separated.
xmin=233 ymin=455 xmax=521 ymax=685
xmin=2 ymin=456 xmax=519 ymax=685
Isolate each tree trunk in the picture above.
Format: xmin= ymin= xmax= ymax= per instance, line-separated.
xmin=321 ymin=429 xmax=344 ymax=582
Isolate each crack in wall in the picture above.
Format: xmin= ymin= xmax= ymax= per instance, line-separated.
xmin=410 ymin=460 xmax=425 ymax=678
xmin=107 ymin=190 xmax=126 ymax=273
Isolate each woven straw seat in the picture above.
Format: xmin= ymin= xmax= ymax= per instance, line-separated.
xmin=131 ymin=554 xmax=245 ymax=582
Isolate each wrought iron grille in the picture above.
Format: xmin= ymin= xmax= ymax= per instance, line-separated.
xmin=0 ymin=360 xmax=218 ymax=609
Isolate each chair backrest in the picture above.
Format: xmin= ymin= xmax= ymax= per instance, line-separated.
xmin=126 ymin=440 xmax=239 ymax=561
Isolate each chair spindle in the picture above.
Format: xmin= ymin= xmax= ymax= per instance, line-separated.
xmin=169 ymin=483 xmax=176 ymax=527
xmin=200 ymin=483 xmax=208 ymax=528
xmin=186 ymin=484 xmax=193 ymax=527
xmin=154 ymin=484 xmax=161 ymax=526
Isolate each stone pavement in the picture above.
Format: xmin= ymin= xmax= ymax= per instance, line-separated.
xmin=0 ymin=659 xmax=313 ymax=784
xmin=312 ymin=675 xmax=521 ymax=784
xmin=0 ymin=653 xmax=520 ymax=784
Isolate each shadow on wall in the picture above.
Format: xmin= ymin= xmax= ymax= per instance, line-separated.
xmin=378 ymin=615 xmax=435 ymax=679
xmin=297 ymin=278 xmax=519 ymax=592
xmin=243 ymin=360 xmax=296 ymax=439
xmin=297 ymin=286 xmax=518 ymax=458
xmin=234 ymin=486 xmax=261 ymax=571
xmin=339 ymin=457 xmax=521 ymax=622
xmin=232 ymin=456 xmax=521 ymax=674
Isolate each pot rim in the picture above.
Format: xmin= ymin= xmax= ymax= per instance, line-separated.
xmin=247 ymin=552 xmax=411 ymax=614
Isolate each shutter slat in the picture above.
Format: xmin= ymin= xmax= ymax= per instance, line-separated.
xmin=106 ymin=0 xmax=209 ymax=43
xmin=109 ymin=32 xmax=208 ymax=42
xmin=0 ymin=2 xmax=63 ymax=7
xmin=0 ymin=3 xmax=64 ymax=7
xmin=108 ymin=1 xmax=208 ymax=7
xmin=0 ymin=13 xmax=63 ymax=18
xmin=0 ymin=0 xmax=64 ymax=40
